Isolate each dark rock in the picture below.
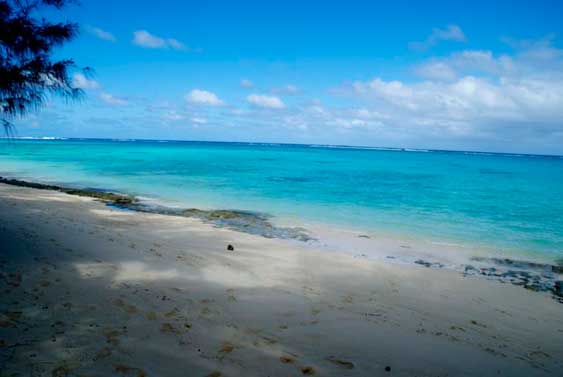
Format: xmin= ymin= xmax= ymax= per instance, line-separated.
xmin=227 ymin=244 xmax=234 ymax=251
xmin=471 ymin=256 xmax=563 ymax=274
xmin=554 ymin=281 xmax=563 ymax=297
xmin=415 ymin=259 xmax=432 ymax=268
xmin=464 ymin=265 xmax=478 ymax=274
xmin=385 ymin=366 xmax=391 ymax=372
xmin=0 ymin=176 xmax=315 ymax=243
xmin=0 ymin=176 xmax=136 ymax=205
xmin=524 ymin=284 xmax=541 ymax=292
xmin=415 ymin=259 xmax=444 ymax=269
xmin=553 ymin=265 xmax=563 ymax=274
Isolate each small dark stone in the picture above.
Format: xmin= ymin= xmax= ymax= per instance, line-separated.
xmin=227 ymin=244 xmax=235 ymax=251
xmin=385 ymin=366 xmax=391 ymax=372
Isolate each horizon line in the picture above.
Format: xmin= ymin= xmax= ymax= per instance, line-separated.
xmin=2 ymin=136 xmax=563 ymax=158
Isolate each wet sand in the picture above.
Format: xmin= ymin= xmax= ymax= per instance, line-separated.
xmin=1 ymin=183 xmax=562 ymax=376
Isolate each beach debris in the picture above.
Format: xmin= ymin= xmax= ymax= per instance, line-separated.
xmin=358 ymin=234 xmax=370 ymax=239
xmin=206 ymin=372 xmax=222 ymax=377
xmin=227 ymin=244 xmax=235 ymax=251
xmin=301 ymin=366 xmax=316 ymax=375
xmin=554 ymin=281 xmax=563 ymax=297
xmin=326 ymin=356 xmax=355 ymax=369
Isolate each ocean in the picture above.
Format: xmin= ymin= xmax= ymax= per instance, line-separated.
xmin=1 ymin=138 xmax=562 ymax=264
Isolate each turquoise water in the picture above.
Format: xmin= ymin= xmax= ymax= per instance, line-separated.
xmin=1 ymin=138 xmax=563 ymax=261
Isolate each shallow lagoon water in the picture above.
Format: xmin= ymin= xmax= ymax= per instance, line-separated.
xmin=1 ymin=138 xmax=562 ymax=263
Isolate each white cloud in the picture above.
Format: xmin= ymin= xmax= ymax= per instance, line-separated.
xmin=185 ymin=89 xmax=224 ymax=106
xmin=72 ymin=73 xmax=100 ymax=89
xmin=85 ymin=26 xmax=116 ymax=42
xmin=409 ymin=24 xmax=467 ymax=51
xmin=325 ymin=37 xmax=563 ymax=151
xmin=100 ymin=93 xmax=128 ymax=106
xmin=273 ymin=84 xmax=299 ymax=95
xmin=414 ymin=61 xmax=457 ymax=81
xmin=240 ymin=79 xmax=254 ymax=88
xmin=166 ymin=39 xmax=185 ymax=50
xmin=247 ymin=94 xmax=285 ymax=109
xmin=351 ymin=74 xmax=563 ymax=129
xmin=191 ymin=117 xmax=208 ymax=124
xmin=132 ymin=30 xmax=186 ymax=50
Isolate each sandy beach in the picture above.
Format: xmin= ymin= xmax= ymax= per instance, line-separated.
xmin=1 ymin=182 xmax=562 ymax=376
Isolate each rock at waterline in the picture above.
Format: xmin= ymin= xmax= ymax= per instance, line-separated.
xmin=554 ymin=281 xmax=563 ymax=297
xmin=227 ymin=244 xmax=234 ymax=251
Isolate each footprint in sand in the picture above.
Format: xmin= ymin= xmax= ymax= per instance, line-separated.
xmin=226 ymin=289 xmax=237 ymax=302
xmin=160 ymin=323 xmax=178 ymax=334
xmin=450 ymin=325 xmax=466 ymax=332
xmin=104 ymin=328 xmax=125 ymax=346
xmin=469 ymin=320 xmax=487 ymax=328
xmin=0 ymin=311 xmax=22 ymax=328
xmin=114 ymin=365 xmax=146 ymax=377
xmin=219 ymin=341 xmax=235 ymax=354
xmin=113 ymin=298 xmax=138 ymax=314
xmin=93 ymin=347 xmax=112 ymax=361
xmin=280 ymin=355 xmax=295 ymax=364
xmin=164 ymin=308 xmax=179 ymax=318
xmin=51 ymin=364 xmax=80 ymax=377
xmin=145 ymin=311 xmax=158 ymax=321
xmin=326 ymin=356 xmax=355 ymax=369
xmin=528 ymin=350 xmax=551 ymax=360
xmin=301 ymin=366 xmax=316 ymax=375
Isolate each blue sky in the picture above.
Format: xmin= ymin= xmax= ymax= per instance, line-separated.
xmin=15 ymin=0 xmax=563 ymax=154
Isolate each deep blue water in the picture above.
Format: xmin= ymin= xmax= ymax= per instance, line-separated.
xmin=1 ymin=138 xmax=562 ymax=261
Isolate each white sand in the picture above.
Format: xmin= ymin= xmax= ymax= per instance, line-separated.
xmin=0 ymin=183 xmax=562 ymax=376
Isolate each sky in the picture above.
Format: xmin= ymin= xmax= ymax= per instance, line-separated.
xmin=14 ymin=0 xmax=563 ymax=154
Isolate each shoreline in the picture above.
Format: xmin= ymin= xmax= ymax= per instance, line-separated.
xmin=1 ymin=183 xmax=562 ymax=375
xmin=1 ymin=175 xmax=562 ymax=303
